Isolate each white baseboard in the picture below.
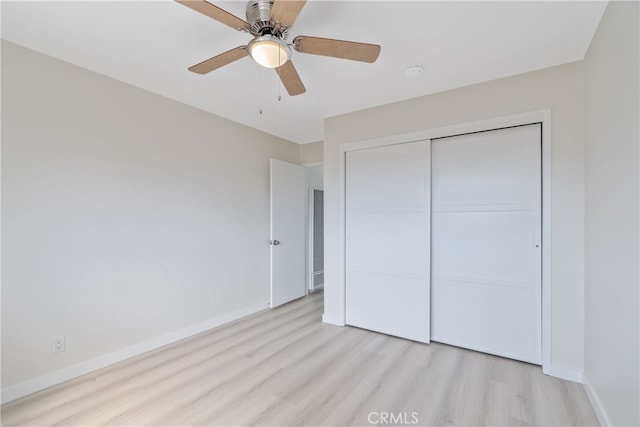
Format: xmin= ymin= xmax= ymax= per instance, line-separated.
xmin=1 ymin=301 xmax=269 ymax=404
xmin=542 ymin=365 xmax=584 ymax=383
xmin=583 ymin=377 xmax=612 ymax=426
xmin=321 ymin=314 xmax=345 ymax=326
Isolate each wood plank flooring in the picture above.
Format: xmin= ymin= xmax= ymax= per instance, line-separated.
xmin=1 ymin=291 xmax=598 ymax=426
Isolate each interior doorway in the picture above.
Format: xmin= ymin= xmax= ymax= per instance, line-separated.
xmin=307 ymin=165 xmax=324 ymax=292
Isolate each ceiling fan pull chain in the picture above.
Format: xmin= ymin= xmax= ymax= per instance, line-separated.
xmin=259 ymin=65 xmax=264 ymax=115
xmin=276 ymin=73 xmax=282 ymax=100
xmin=278 ymin=48 xmax=282 ymax=102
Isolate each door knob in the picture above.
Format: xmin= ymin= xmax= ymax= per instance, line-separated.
xmin=270 ymin=240 xmax=280 ymax=246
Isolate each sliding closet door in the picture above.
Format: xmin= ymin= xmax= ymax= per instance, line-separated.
xmin=346 ymin=140 xmax=431 ymax=343
xmin=431 ymin=124 xmax=542 ymax=363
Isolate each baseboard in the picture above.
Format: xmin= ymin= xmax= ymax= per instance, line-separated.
xmin=543 ymin=365 xmax=584 ymax=383
xmin=321 ymin=314 xmax=344 ymax=326
xmin=1 ymin=301 xmax=269 ymax=404
xmin=583 ymin=377 xmax=612 ymax=426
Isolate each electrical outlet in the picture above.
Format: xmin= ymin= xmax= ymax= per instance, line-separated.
xmin=53 ymin=336 xmax=65 ymax=353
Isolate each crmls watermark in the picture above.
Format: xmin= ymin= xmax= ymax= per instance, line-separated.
xmin=368 ymin=411 xmax=420 ymax=425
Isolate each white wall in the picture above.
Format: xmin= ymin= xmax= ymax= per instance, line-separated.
xmin=1 ymin=41 xmax=299 ymax=391
xmin=583 ymin=2 xmax=639 ymax=425
xmin=324 ymin=61 xmax=587 ymax=376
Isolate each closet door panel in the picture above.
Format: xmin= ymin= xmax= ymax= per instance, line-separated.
xmin=346 ymin=141 xmax=431 ymax=343
xmin=431 ymin=124 xmax=542 ymax=364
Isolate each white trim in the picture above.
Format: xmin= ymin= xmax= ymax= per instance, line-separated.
xmin=338 ymin=146 xmax=347 ymax=325
xmin=338 ymin=109 xmax=553 ymax=372
xmin=539 ymin=115 xmax=552 ymax=374
xmin=304 ymin=170 xmax=311 ymax=296
xmin=322 ymin=314 xmax=345 ymax=326
xmin=308 ymin=186 xmax=314 ymax=291
xmin=1 ymin=301 xmax=269 ymax=404
xmin=543 ymin=365 xmax=584 ymax=383
xmin=583 ymin=377 xmax=612 ymax=426
xmin=341 ymin=110 xmax=550 ymax=153
xmin=301 ymin=161 xmax=323 ymax=168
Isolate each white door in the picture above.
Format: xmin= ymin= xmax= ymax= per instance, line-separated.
xmin=346 ymin=141 xmax=431 ymax=343
xmin=270 ymin=159 xmax=306 ymax=308
xmin=431 ymin=124 xmax=542 ymax=363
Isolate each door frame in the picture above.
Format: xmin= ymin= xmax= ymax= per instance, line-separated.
xmin=308 ymin=186 xmax=324 ymax=291
xmin=335 ymin=109 xmax=552 ymax=374
xmin=303 ymin=162 xmax=324 ymax=293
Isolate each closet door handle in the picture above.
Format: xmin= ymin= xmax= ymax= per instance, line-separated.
xmin=270 ymin=240 xmax=280 ymax=246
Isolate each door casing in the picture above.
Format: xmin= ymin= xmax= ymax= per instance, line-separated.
xmin=335 ymin=110 xmax=553 ymax=375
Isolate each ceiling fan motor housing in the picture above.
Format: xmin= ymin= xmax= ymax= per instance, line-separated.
xmin=246 ymin=0 xmax=288 ymax=39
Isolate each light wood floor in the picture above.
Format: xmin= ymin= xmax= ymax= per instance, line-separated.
xmin=2 ymin=291 xmax=598 ymax=426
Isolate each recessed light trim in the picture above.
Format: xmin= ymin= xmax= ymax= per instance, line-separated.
xmin=404 ymin=65 xmax=423 ymax=78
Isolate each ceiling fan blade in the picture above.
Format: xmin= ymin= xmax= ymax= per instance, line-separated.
xmin=293 ymin=36 xmax=381 ymax=63
xmin=276 ymin=61 xmax=306 ymax=96
xmin=176 ymin=0 xmax=249 ymax=31
xmin=188 ymin=46 xmax=249 ymax=74
xmin=271 ymin=0 xmax=307 ymax=28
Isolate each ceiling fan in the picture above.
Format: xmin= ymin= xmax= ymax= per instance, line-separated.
xmin=176 ymin=0 xmax=381 ymax=96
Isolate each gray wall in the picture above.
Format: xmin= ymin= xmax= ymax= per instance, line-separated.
xmin=584 ymin=2 xmax=639 ymax=425
xmin=1 ymin=41 xmax=299 ymax=389
xmin=299 ymin=141 xmax=324 ymax=165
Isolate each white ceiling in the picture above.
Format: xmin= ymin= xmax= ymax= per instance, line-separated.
xmin=1 ymin=0 xmax=607 ymax=144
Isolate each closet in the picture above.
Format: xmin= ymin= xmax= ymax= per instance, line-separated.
xmin=345 ymin=124 xmax=542 ymax=364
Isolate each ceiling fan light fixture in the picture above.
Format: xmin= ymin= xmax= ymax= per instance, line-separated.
xmin=248 ymin=35 xmax=291 ymax=68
